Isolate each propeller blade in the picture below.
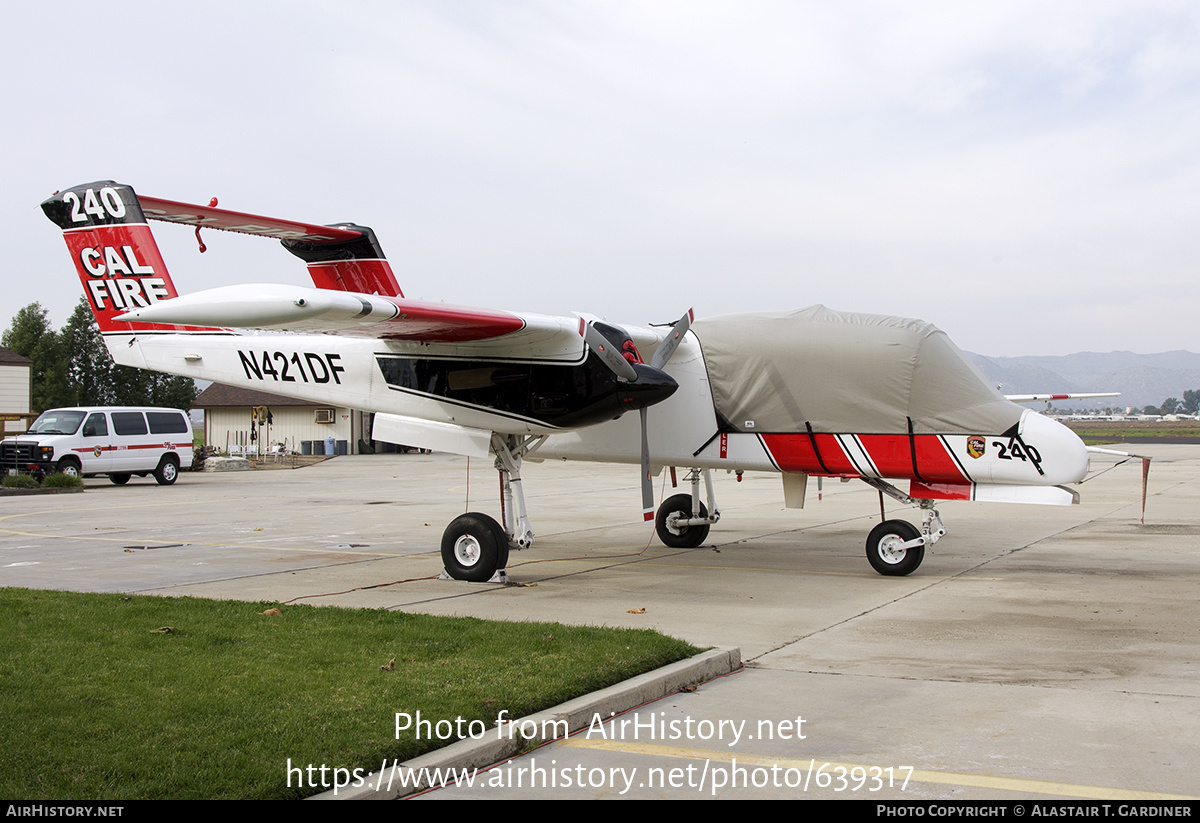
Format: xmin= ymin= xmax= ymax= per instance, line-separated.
xmin=583 ymin=322 xmax=640 ymax=382
xmin=640 ymin=406 xmax=654 ymax=521
xmin=650 ymin=308 xmax=694 ymax=371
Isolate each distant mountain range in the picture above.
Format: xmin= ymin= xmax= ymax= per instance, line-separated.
xmin=967 ymin=351 xmax=1200 ymax=411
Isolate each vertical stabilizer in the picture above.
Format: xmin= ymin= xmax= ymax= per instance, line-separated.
xmin=281 ymin=224 xmax=403 ymax=297
xmin=41 ymin=182 xmax=210 ymax=334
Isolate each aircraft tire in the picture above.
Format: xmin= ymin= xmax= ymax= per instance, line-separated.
xmin=442 ymin=512 xmax=504 ymax=582
xmin=655 ymin=494 xmax=710 ymax=549
xmin=486 ymin=515 xmax=510 ymax=571
xmin=109 ymin=473 xmax=131 ymax=485
xmin=866 ymin=520 xmax=924 ymax=576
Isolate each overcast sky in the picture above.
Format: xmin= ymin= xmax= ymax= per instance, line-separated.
xmin=4 ymin=1 xmax=1198 ymax=356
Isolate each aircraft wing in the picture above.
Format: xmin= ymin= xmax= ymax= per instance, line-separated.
xmin=1004 ymin=392 xmax=1119 ymax=402
xmin=111 ymin=189 xmax=588 ymax=360
xmin=114 ymin=285 xmax=588 ymax=360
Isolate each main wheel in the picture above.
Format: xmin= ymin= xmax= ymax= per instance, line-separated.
xmin=441 ymin=513 xmax=505 ymax=582
xmin=154 ymin=456 xmax=179 ymax=486
xmin=56 ymin=458 xmax=81 ymax=478
xmin=655 ymin=493 xmax=710 ymax=548
xmin=485 ymin=515 xmax=510 ymax=571
xmin=109 ymin=473 xmax=131 ymax=485
xmin=866 ymin=520 xmax=924 ymax=576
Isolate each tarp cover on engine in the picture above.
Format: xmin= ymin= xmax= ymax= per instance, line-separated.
xmin=691 ymin=305 xmax=1021 ymax=435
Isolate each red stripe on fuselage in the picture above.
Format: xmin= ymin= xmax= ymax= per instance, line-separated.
xmin=762 ymin=433 xmax=969 ymax=482
xmin=855 ymin=434 xmax=968 ymax=483
xmin=760 ymin=433 xmax=858 ymax=476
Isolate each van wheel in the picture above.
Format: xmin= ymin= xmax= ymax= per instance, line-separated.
xmin=109 ymin=474 xmax=131 ymax=485
xmin=154 ymin=456 xmax=179 ymax=486
xmin=56 ymin=458 xmax=81 ymax=478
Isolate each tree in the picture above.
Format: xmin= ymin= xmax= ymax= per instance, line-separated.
xmin=61 ymin=297 xmax=114 ymax=406
xmin=1183 ymin=390 xmax=1200 ymax=416
xmin=1 ymin=303 xmax=71 ymax=412
xmin=4 ymin=298 xmax=200 ymax=412
xmin=1160 ymin=397 xmax=1180 ymax=415
xmin=110 ymin=365 xmax=198 ymax=410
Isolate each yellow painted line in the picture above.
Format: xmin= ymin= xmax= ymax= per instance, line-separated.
xmin=558 ymin=738 xmax=1197 ymax=800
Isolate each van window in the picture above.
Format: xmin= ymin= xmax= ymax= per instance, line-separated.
xmin=111 ymin=412 xmax=148 ymax=436
xmin=28 ymin=411 xmax=85 ymax=435
xmin=147 ymin=412 xmax=189 ymax=435
xmin=83 ymin=413 xmax=108 ymax=437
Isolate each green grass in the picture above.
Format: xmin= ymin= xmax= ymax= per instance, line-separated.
xmin=1064 ymin=420 xmax=1200 ymax=445
xmin=0 ymin=588 xmax=699 ymax=799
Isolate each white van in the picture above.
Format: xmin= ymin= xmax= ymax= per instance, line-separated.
xmin=1 ymin=407 xmax=194 ymax=485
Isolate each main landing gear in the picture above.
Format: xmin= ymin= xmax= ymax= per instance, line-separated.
xmin=438 ymin=453 xmax=945 ymax=581
xmin=655 ymin=468 xmax=721 ymax=548
xmin=439 ymin=434 xmax=541 ymax=583
xmin=440 ymin=512 xmax=509 ymax=583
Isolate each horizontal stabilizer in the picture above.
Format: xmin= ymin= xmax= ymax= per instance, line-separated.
xmin=1005 ymin=392 xmax=1119 ymax=402
xmin=139 ymin=196 xmax=362 ymax=244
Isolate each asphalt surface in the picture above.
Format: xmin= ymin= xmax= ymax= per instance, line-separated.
xmin=2 ymin=446 xmax=1197 ymax=800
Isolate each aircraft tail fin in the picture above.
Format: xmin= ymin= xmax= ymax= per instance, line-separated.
xmin=281 ymin=224 xmax=403 ymax=297
xmin=40 ymin=182 xmax=209 ymax=335
xmin=135 ymin=192 xmax=403 ymax=297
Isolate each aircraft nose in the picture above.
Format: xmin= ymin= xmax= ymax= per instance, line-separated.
xmin=618 ymin=364 xmax=679 ymax=411
xmin=1021 ymin=410 xmax=1089 ymax=485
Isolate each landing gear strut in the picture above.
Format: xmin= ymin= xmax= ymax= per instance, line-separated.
xmin=655 ymin=468 xmax=720 ymax=548
xmin=860 ymin=478 xmax=945 ymax=576
xmin=439 ymin=434 xmax=543 ymax=583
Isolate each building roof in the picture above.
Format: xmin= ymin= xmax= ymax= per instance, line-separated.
xmin=0 ymin=347 xmax=33 ymax=367
xmin=194 ymin=383 xmax=331 ymax=408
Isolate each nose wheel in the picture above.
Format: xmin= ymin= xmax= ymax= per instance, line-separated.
xmin=865 ymin=520 xmax=924 ymax=576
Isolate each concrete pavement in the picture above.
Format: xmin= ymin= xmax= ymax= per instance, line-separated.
xmin=2 ymin=446 xmax=1197 ymax=799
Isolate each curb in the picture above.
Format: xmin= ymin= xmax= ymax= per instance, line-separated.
xmin=0 ymin=486 xmax=85 ymax=496
xmin=312 ymin=646 xmax=742 ymax=800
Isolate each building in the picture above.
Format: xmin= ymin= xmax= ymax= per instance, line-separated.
xmin=195 ymin=383 xmax=372 ymax=456
xmin=0 ymin=347 xmax=33 ymax=437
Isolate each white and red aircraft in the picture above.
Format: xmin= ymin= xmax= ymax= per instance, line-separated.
xmin=43 ymin=180 xmax=1097 ymax=582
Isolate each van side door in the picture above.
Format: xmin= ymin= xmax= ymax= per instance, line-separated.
xmin=79 ymin=412 xmax=112 ymax=474
xmin=109 ymin=411 xmax=150 ymax=473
